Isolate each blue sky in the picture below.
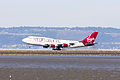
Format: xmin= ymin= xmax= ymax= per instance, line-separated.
xmin=0 ymin=0 xmax=120 ymax=28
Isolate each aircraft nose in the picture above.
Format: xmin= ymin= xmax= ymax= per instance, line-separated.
xmin=22 ymin=38 xmax=28 ymax=43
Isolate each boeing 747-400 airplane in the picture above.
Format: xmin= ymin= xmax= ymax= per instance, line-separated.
xmin=22 ymin=32 xmax=98 ymax=50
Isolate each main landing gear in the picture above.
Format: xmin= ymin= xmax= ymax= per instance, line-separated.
xmin=52 ymin=47 xmax=62 ymax=50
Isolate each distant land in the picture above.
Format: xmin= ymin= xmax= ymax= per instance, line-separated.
xmin=0 ymin=26 xmax=120 ymax=50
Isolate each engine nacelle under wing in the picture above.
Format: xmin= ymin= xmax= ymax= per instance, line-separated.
xmin=43 ymin=44 xmax=49 ymax=48
xmin=62 ymin=43 xmax=68 ymax=47
xmin=50 ymin=44 xmax=55 ymax=48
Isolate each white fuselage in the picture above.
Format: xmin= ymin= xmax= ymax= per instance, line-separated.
xmin=22 ymin=36 xmax=85 ymax=48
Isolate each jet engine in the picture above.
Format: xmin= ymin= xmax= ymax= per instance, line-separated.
xmin=50 ymin=44 xmax=55 ymax=48
xmin=43 ymin=44 xmax=49 ymax=48
xmin=62 ymin=43 xmax=68 ymax=47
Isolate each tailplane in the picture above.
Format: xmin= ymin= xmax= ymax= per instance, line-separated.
xmin=81 ymin=32 xmax=98 ymax=46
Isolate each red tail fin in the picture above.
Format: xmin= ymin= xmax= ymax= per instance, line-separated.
xmin=81 ymin=32 xmax=98 ymax=45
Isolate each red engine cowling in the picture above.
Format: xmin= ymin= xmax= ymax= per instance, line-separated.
xmin=50 ymin=44 xmax=55 ymax=47
xmin=62 ymin=43 xmax=68 ymax=47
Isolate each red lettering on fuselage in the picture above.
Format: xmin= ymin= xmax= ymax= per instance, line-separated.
xmin=34 ymin=38 xmax=44 ymax=42
xmin=33 ymin=38 xmax=60 ymax=43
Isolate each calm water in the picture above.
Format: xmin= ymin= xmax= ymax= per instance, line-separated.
xmin=0 ymin=55 xmax=120 ymax=69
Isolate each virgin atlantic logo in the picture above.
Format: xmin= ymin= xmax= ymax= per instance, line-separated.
xmin=87 ymin=38 xmax=95 ymax=43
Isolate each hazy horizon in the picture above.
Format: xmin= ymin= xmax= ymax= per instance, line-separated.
xmin=0 ymin=25 xmax=119 ymax=29
xmin=0 ymin=26 xmax=120 ymax=29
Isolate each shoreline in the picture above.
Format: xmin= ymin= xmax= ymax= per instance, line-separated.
xmin=0 ymin=49 xmax=120 ymax=56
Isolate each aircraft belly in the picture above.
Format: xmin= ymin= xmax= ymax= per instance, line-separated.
xmin=69 ymin=42 xmax=84 ymax=48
